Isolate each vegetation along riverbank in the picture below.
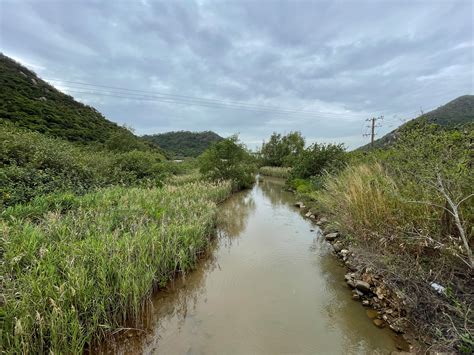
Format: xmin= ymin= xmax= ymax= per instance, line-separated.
xmin=257 ymin=97 xmax=473 ymax=353
xmin=1 ymin=52 xmax=472 ymax=354
xmin=1 ymin=55 xmax=248 ymax=353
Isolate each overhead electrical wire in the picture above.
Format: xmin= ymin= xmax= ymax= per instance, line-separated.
xmin=46 ymin=78 xmax=435 ymax=125
xmin=46 ymin=78 xmax=366 ymax=120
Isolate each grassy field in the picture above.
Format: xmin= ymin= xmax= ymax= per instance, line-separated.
xmin=259 ymin=166 xmax=291 ymax=178
xmin=2 ymin=180 xmax=232 ymax=354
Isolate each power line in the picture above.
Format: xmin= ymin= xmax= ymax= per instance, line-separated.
xmin=65 ymin=89 xmax=351 ymax=121
xmin=46 ymin=78 xmax=366 ymax=119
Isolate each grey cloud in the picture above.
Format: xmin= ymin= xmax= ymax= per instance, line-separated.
xmin=1 ymin=0 xmax=472 ymax=149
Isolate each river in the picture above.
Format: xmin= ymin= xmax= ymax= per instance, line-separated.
xmin=102 ymin=177 xmax=399 ymax=354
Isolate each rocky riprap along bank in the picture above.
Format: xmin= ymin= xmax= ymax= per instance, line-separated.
xmin=294 ymin=201 xmax=418 ymax=354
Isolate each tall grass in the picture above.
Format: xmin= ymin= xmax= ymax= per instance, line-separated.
xmin=316 ymin=163 xmax=470 ymax=258
xmin=259 ymin=166 xmax=291 ymax=179
xmin=1 ymin=181 xmax=232 ymax=354
xmin=315 ymin=162 xmax=473 ymax=352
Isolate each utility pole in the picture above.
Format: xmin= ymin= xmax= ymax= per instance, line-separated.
xmin=363 ymin=116 xmax=383 ymax=148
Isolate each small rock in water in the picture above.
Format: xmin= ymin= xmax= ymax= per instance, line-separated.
xmin=324 ymin=232 xmax=339 ymax=241
xmin=305 ymin=211 xmax=312 ymax=217
xmin=366 ymin=309 xmax=378 ymax=319
xmin=355 ymin=280 xmax=371 ymax=293
xmin=362 ymin=300 xmax=370 ymax=306
xmin=373 ymin=319 xmax=385 ymax=328
xmin=347 ymin=279 xmax=356 ymax=288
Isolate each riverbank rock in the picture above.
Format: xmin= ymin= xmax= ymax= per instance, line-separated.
xmin=305 ymin=211 xmax=312 ymax=218
xmin=333 ymin=241 xmax=343 ymax=252
xmin=294 ymin=202 xmax=305 ymax=208
xmin=373 ymin=319 xmax=385 ymax=328
xmin=324 ymin=232 xmax=339 ymax=241
xmin=389 ymin=318 xmax=408 ymax=334
xmin=355 ymin=280 xmax=371 ymax=293
xmin=316 ymin=217 xmax=328 ymax=225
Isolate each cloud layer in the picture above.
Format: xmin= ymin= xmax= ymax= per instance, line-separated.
xmin=1 ymin=0 xmax=472 ymax=149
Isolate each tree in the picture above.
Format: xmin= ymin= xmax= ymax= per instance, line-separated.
xmin=199 ymin=135 xmax=256 ymax=190
xmin=291 ymin=143 xmax=346 ymax=180
xmin=260 ymin=131 xmax=305 ymax=167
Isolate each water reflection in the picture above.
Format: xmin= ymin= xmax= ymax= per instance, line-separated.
xmin=258 ymin=176 xmax=291 ymax=207
xmin=99 ymin=178 xmax=397 ymax=354
xmin=216 ymin=189 xmax=255 ymax=239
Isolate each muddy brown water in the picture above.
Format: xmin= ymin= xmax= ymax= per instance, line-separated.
xmin=100 ymin=177 xmax=400 ymax=354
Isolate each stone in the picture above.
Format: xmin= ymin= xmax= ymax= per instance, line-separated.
xmin=373 ymin=319 xmax=385 ymax=328
xmin=324 ymin=232 xmax=339 ymax=241
xmin=361 ymin=273 xmax=374 ymax=285
xmin=389 ymin=318 xmax=408 ymax=334
xmin=366 ymin=309 xmax=378 ymax=319
xmin=310 ymin=214 xmax=316 ymax=219
xmin=362 ymin=300 xmax=370 ymax=306
xmin=375 ymin=286 xmax=388 ymax=300
xmin=355 ymin=280 xmax=371 ymax=293
xmin=316 ymin=217 xmax=328 ymax=225
xmin=333 ymin=241 xmax=343 ymax=252
xmin=305 ymin=211 xmax=312 ymax=218
xmin=347 ymin=280 xmax=356 ymax=288
xmin=345 ymin=260 xmax=358 ymax=272
xmin=294 ymin=202 xmax=305 ymax=208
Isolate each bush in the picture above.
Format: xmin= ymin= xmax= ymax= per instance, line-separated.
xmin=0 ymin=124 xmax=166 ymax=207
xmin=199 ymin=135 xmax=256 ymax=190
xmin=290 ymin=142 xmax=346 ymax=180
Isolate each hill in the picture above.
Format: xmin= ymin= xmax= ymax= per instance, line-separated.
xmin=143 ymin=131 xmax=224 ymax=158
xmin=0 ymin=53 xmax=161 ymax=154
xmin=359 ymin=95 xmax=474 ymax=149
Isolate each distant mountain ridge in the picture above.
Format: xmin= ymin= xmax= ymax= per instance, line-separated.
xmin=359 ymin=95 xmax=474 ymax=149
xmin=0 ymin=53 xmax=161 ymax=153
xmin=143 ymin=131 xmax=224 ymax=158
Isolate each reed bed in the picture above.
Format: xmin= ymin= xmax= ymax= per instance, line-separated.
xmin=259 ymin=166 xmax=291 ymax=179
xmin=1 ymin=181 xmax=232 ymax=354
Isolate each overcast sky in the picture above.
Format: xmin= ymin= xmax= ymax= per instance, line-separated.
xmin=1 ymin=0 xmax=473 ymax=149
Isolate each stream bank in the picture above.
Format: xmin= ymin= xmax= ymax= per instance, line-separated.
xmin=99 ymin=177 xmax=403 ymax=353
xmin=293 ymin=199 xmax=426 ymax=353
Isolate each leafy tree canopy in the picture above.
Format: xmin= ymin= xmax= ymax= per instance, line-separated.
xmin=199 ymin=135 xmax=256 ymax=190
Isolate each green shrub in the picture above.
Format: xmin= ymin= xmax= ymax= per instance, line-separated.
xmin=199 ymin=135 xmax=256 ymax=190
xmin=0 ymin=125 xmax=166 ymax=207
xmin=290 ymin=142 xmax=346 ymax=180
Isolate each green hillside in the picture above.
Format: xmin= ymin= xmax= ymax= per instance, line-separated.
xmin=143 ymin=130 xmax=224 ymax=158
xmin=0 ymin=53 xmax=161 ymax=153
xmin=360 ymin=95 xmax=474 ymax=149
